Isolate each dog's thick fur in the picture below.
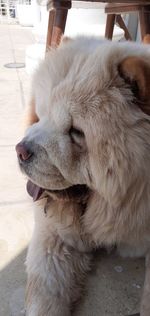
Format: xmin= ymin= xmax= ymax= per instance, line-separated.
xmin=17 ymin=38 xmax=150 ymax=316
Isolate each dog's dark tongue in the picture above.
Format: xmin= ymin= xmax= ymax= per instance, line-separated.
xmin=27 ymin=180 xmax=45 ymax=201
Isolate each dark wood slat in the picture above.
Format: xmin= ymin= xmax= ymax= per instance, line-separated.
xmin=48 ymin=1 xmax=150 ymax=10
xmin=105 ymin=3 xmax=150 ymax=14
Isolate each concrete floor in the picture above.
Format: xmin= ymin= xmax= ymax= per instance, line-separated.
xmin=0 ymin=24 xmax=145 ymax=316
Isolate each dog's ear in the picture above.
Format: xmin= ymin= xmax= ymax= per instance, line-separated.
xmin=119 ymin=56 xmax=150 ymax=115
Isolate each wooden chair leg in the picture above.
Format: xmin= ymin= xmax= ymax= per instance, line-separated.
xmin=116 ymin=15 xmax=132 ymax=41
xmin=46 ymin=10 xmax=55 ymax=52
xmin=105 ymin=14 xmax=116 ymax=40
xmin=139 ymin=6 xmax=150 ymax=40
xmin=51 ymin=8 xmax=68 ymax=48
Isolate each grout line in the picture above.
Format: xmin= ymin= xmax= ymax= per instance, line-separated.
xmin=7 ymin=24 xmax=26 ymax=110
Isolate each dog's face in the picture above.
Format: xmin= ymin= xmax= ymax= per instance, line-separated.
xmin=16 ymin=39 xmax=150 ymax=204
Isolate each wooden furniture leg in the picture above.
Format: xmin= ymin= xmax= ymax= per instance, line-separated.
xmin=105 ymin=13 xmax=132 ymax=41
xmin=51 ymin=8 xmax=68 ymax=48
xmin=116 ymin=14 xmax=132 ymax=40
xmin=46 ymin=10 xmax=55 ymax=52
xmin=105 ymin=14 xmax=116 ymax=39
xmin=143 ymin=34 xmax=150 ymax=43
xmin=46 ymin=0 xmax=71 ymax=51
xmin=139 ymin=6 xmax=150 ymax=40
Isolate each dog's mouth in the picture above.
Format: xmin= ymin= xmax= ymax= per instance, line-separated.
xmin=27 ymin=180 xmax=89 ymax=204
xmin=27 ymin=180 xmax=45 ymax=201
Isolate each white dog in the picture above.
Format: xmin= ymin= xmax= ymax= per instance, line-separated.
xmin=16 ymin=38 xmax=150 ymax=316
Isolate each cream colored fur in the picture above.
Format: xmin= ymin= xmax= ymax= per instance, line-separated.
xmin=17 ymin=38 xmax=150 ymax=315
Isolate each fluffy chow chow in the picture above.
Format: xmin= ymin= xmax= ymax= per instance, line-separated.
xmin=16 ymin=38 xmax=150 ymax=316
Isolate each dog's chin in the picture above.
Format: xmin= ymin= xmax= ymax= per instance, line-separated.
xmin=27 ymin=179 xmax=90 ymax=204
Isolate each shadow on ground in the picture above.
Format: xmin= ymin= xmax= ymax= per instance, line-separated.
xmin=0 ymin=245 xmax=145 ymax=316
xmin=0 ymin=248 xmax=27 ymax=316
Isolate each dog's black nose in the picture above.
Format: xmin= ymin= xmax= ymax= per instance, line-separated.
xmin=15 ymin=141 xmax=33 ymax=161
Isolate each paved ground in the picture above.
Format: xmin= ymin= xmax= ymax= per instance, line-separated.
xmin=0 ymin=24 xmax=145 ymax=316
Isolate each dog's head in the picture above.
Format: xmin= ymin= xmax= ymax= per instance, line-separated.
xmin=16 ymin=38 xmax=150 ymax=205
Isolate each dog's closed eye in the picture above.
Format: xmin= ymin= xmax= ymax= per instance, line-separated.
xmin=69 ymin=127 xmax=85 ymax=149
